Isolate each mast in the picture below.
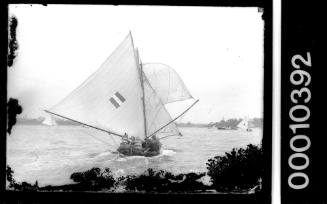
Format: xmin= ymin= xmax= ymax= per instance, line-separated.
xmin=130 ymin=33 xmax=147 ymax=138
xmin=139 ymin=60 xmax=148 ymax=138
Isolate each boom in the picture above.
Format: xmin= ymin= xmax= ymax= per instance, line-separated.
xmin=44 ymin=110 xmax=124 ymax=138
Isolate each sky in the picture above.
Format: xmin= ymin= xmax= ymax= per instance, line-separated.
xmin=8 ymin=5 xmax=264 ymax=123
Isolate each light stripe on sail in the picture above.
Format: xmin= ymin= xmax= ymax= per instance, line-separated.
xmin=115 ymin=91 xmax=126 ymax=103
xmin=109 ymin=97 xmax=120 ymax=108
xmin=109 ymin=91 xmax=126 ymax=108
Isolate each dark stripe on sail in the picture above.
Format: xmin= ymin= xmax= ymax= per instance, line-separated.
xmin=109 ymin=97 xmax=120 ymax=108
xmin=115 ymin=92 xmax=126 ymax=103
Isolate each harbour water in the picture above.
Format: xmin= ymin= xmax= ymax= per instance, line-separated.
xmin=7 ymin=125 xmax=262 ymax=187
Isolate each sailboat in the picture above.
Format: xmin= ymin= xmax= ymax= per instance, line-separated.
xmin=44 ymin=32 xmax=199 ymax=157
xmin=42 ymin=114 xmax=57 ymax=126
xmin=237 ymin=117 xmax=252 ymax=132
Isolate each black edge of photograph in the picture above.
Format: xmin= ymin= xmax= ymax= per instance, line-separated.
xmin=1 ymin=0 xmax=272 ymax=203
xmin=281 ymin=0 xmax=325 ymax=204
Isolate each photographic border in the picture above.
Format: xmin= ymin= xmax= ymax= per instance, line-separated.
xmin=281 ymin=1 xmax=325 ymax=203
xmin=1 ymin=0 xmax=272 ymax=203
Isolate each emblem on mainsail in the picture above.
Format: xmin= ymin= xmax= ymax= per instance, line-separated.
xmin=109 ymin=92 xmax=126 ymax=108
xmin=45 ymin=32 xmax=199 ymax=157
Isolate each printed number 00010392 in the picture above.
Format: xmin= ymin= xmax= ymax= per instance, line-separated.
xmin=288 ymin=52 xmax=312 ymax=190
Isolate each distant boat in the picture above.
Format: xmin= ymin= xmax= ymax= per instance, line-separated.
xmin=217 ymin=126 xmax=237 ymax=130
xmin=217 ymin=126 xmax=230 ymax=130
xmin=44 ymin=32 xmax=199 ymax=157
xmin=42 ymin=115 xmax=57 ymax=126
xmin=237 ymin=117 xmax=252 ymax=132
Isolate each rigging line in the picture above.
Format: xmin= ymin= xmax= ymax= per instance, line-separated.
xmin=147 ymin=96 xmax=166 ymax=132
xmin=142 ymin=71 xmax=176 ymax=134
xmin=140 ymin=62 xmax=148 ymax=138
xmin=146 ymin=99 xmax=199 ymax=140
xmin=108 ymin=132 xmax=119 ymax=148
xmin=148 ymin=109 xmax=162 ymax=132
xmin=141 ymin=64 xmax=193 ymax=135
xmin=142 ymin=77 xmax=161 ymax=130
xmin=44 ymin=110 xmax=124 ymax=138
xmin=79 ymin=127 xmax=113 ymax=147
xmin=159 ymin=134 xmax=179 ymax=140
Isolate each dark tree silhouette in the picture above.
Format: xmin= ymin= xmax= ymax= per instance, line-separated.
xmin=8 ymin=16 xmax=19 ymax=67
xmin=206 ymin=144 xmax=263 ymax=192
xmin=7 ymin=98 xmax=23 ymax=134
xmin=6 ymin=166 xmax=16 ymax=188
xmin=121 ymin=168 xmax=207 ymax=192
xmin=70 ymin=167 xmax=115 ymax=191
xmin=6 ymin=165 xmax=39 ymax=191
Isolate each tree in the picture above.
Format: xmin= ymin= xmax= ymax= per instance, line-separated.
xmin=70 ymin=167 xmax=115 ymax=191
xmin=7 ymin=98 xmax=23 ymax=134
xmin=206 ymin=144 xmax=263 ymax=192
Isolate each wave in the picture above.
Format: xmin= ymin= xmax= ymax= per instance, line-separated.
xmin=161 ymin=149 xmax=176 ymax=156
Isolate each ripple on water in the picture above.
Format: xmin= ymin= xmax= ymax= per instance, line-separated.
xmin=7 ymin=125 xmax=262 ymax=186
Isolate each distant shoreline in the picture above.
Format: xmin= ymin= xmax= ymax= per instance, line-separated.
xmin=16 ymin=118 xmax=80 ymax=126
xmin=16 ymin=117 xmax=263 ymax=128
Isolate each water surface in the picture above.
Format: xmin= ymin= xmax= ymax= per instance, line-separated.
xmin=7 ymin=125 xmax=262 ymax=187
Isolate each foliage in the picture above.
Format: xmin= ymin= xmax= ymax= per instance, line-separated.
xmin=214 ymin=118 xmax=242 ymax=129
xmin=121 ymin=168 xmax=207 ymax=193
xmin=206 ymin=144 xmax=263 ymax=192
xmin=210 ymin=117 xmax=263 ymax=129
xmin=70 ymin=167 xmax=115 ymax=191
xmin=8 ymin=16 xmax=19 ymax=67
xmin=43 ymin=168 xmax=207 ymax=192
xmin=6 ymin=165 xmax=39 ymax=191
xmin=7 ymin=98 xmax=23 ymax=134
xmin=6 ymin=166 xmax=15 ymax=187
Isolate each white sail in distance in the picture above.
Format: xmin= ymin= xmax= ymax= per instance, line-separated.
xmin=42 ymin=115 xmax=57 ymax=126
xmin=237 ymin=117 xmax=249 ymax=130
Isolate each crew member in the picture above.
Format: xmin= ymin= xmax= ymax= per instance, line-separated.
xmin=122 ymin=133 xmax=129 ymax=144
xmin=149 ymin=135 xmax=160 ymax=152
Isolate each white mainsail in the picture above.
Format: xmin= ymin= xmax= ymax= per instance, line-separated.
xmin=49 ymin=33 xmax=145 ymax=138
xmin=47 ymin=33 xmax=196 ymax=140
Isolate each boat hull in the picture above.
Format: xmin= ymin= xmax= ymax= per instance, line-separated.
xmin=117 ymin=139 xmax=162 ymax=157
